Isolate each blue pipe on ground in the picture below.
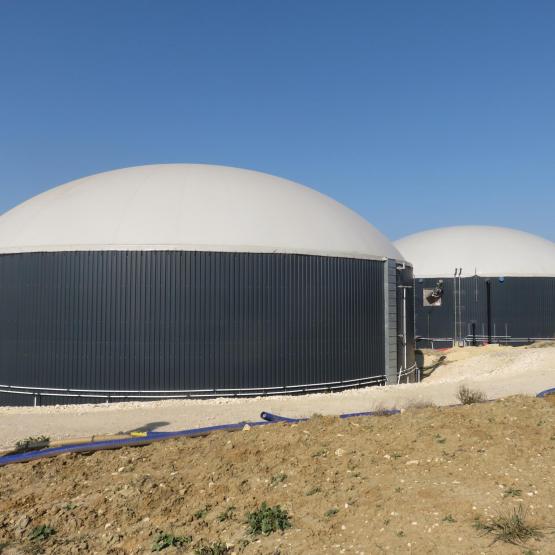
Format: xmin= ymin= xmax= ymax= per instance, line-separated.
xmin=259 ymin=411 xmax=305 ymax=423
xmin=1 ymin=409 xmax=405 ymax=466
xmin=9 ymin=391 xmax=553 ymax=468
xmin=259 ymin=410 xmax=401 ymax=422
xmin=0 ymin=421 xmax=272 ymax=467
xmin=340 ymin=409 xmax=400 ymax=418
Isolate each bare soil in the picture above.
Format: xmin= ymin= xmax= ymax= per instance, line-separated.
xmin=0 ymin=396 xmax=554 ymax=554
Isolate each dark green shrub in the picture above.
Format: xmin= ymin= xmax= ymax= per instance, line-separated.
xmin=29 ymin=525 xmax=55 ymax=541
xmin=246 ymin=503 xmax=291 ymax=535
xmin=195 ymin=541 xmax=230 ymax=555
xmin=152 ymin=532 xmax=192 ymax=551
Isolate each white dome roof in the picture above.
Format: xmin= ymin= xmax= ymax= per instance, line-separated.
xmin=0 ymin=164 xmax=402 ymax=261
xmin=394 ymin=226 xmax=555 ymax=278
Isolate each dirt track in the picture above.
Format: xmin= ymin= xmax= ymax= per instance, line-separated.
xmin=0 ymin=395 xmax=554 ymax=554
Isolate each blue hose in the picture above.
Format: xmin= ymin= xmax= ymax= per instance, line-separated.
xmin=260 ymin=411 xmax=305 ymax=423
xmin=537 ymin=387 xmax=555 ymax=398
xmin=260 ymin=409 xmax=401 ymax=422
xmin=340 ymin=409 xmax=400 ymax=418
xmin=0 ymin=406 xmax=419 ymax=467
xmin=0 ymin=420 xmax=272 ymax=467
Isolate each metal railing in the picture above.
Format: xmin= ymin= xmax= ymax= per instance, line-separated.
xmin=0 ymin=374 xmax=389 ymax=406
xmin=397 ymin=362 xmax=419 ymax=384
xmin=417 ymin=335 xmax=554 ymax=348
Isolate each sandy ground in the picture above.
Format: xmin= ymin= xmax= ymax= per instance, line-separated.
xmin=0 ymin=395 xmax=554 ymax=554
xmin=0 ymin=343 xmax=554 ymax=450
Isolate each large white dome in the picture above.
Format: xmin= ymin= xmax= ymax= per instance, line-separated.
xmin=394 ymin=225 xmax=555 ymax=278
xmin=0 ymin=164 xmax=402 ymax=260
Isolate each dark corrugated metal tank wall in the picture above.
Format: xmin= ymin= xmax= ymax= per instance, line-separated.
xmin=413 ymin=276 xmax=555 ymax=345
xmin=0 ymin=251 xmax=386 ymax=404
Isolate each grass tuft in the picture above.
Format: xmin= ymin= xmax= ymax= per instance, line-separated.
xmin=503 ymin=486 xmax=522 ymax=498
xmin=194 ymin=505 xmax=211 ymax=520
xmin=16 ymin=435 xmax=50 ymax=453
xmin=473 ymin=506 xmax=543 ymax=546
xmin=305 ymin=487 xmax=321 ymax=496
xmin=457 ymin=385 xmax=486 ymax=405
xmin=270 ymin=472 xmax=287 ymax=486
xmin=217 ymin=506 xmax=235 ymax=522
xmin=372 ymin=406 xmax=397 ymax=416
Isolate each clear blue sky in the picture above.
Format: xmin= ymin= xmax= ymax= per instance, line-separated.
xmin=0 ymin=1 xmax=554 ymax=241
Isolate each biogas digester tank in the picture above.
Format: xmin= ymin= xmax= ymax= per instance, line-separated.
xmin=0 ymin=164 xmax=415 ymax=405
xmin=395 ymin=226 xmax=555 ymax=348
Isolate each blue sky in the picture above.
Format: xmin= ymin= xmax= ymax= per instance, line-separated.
xmin=0 ymin=1 xmax=554 ymax=241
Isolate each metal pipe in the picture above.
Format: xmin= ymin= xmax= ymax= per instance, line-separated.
xmin=453 ymin=269 xmax=458 ymax=343
xmin=458 ymin=268 xmax=463 ymax=344
xmin=486 ymin=279 xmax=492 ymax=343
xmin=403 ymin=286 xmax=407 ymax=372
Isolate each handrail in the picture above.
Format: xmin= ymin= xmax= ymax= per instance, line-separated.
xmin=0 ymin=374 xmax=388 ymax=404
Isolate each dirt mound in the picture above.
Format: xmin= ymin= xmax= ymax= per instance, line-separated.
xmin=0 ymin=396 xmax=554 ymax=554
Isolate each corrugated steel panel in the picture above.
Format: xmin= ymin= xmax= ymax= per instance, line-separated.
xmin=414 ymin=276 xmax=555 ymax=346
xmin=0 ymin=251 xmax=386 ymax=405
xmin=384 ymin=259 xmax=398 ymax=383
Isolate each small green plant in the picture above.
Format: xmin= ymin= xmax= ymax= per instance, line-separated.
xmin=396 ymin=530 xmax=405 ymax=537
xmin=305 ymin=487 xmax=321 ymax=496
xmin=29 ymin=525 xmax=55 ymax=541
xmin=443 ymin=514 xmax=456 ymax=523
xmin=391 ymin=452 xmax=402 ymax=459
xmin=194 ymin=541 xmax=230 ymax=555
xmin=217 ymin=506 xmax=235 ymax=522
xmin=63 ymin=502 xmax=77 ymax=510
xmin=270 ymin=472 xmax=287 ymax=486
xmin=16 ymin=435 xmax=50 ymax=453
xmin=503 ymin=486 xmax=522 ymax=498
xmin=473 ymin=506 xmax=543 ymax=546
xmin=325 ymin=508 xmax=339 ymax=517
xmin=457 ymin=385 xmax=486 ymax=405
xmin=394 ymin=486 xmax=402 ymax=493
xmin=312 ymin=448 xmax=327 ymax=458
xmin=435 ymin=434 xmax=446 ymax=444
xmin=152 ymin=533 xmax=192 ymax=551
xmin=246 ymin=503 xmax=291 ymax=535
xmin=194 ymin=505 xmax=211 ymax=520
